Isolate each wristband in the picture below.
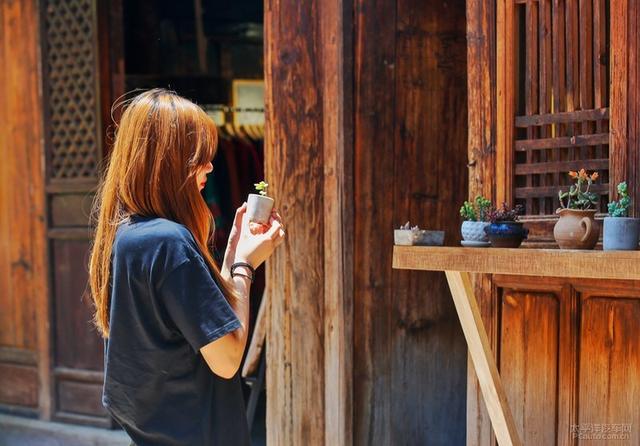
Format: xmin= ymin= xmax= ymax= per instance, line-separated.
xmin=231 ymin=262 xmax=255 ymax=283
xmin=231 ymin=272 xmax=253 ymax=283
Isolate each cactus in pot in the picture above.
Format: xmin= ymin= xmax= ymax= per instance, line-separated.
xmin=459 ymin=196 xmax=492 ymax=247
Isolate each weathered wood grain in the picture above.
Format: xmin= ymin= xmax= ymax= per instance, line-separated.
xmin=353 ymin=0 xmax=396 ymax=443
xmin=578 ymin=294 xmax=640 ymax=445
xmin=445 ymin=271 xmax=523 ymax=446
xmin=393 ymin=246 xmax=640 ymax=280
xmin=610 ymin=0 xmax=629 ymax=205
xmin=264 ymin=1 xmax=326 ymax=444
xmin=496 ymin=0 xmax=516 ymax=205
xmin=466 ymin=0 xmax=498 ymax=443
xmin=0 ymin=0 xmax=49 ymax=417
xmin=318 ymin=0 xmax=354 ymax=444
xmin=500 ymin=290 xmax=559 ymax=445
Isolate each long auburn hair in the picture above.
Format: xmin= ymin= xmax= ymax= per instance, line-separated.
xmin=89 ymin=88 xmax=238 ymax=337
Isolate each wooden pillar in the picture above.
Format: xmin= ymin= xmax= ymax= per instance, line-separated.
xmin=466 ymin=1 xmax=498 ymax=445
xmin=264 ymin=1 xmax=354 ymax=444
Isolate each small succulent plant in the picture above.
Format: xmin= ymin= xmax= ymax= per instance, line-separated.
xmin=608 ymin=181 xmax=631 ymax=217
xmin=254 ymin=181 xmax=269 ymax=197
xmin=399 ymin=221 xmax=420 ymax=232
xmin=558 ymin=169 xmax=599 ymax=210
xmin=488 ymin=203 xmax=524 ymax=223
xmin=460 ymin=196 xmax=492 ymax=222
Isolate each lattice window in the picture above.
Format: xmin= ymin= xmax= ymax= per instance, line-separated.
xmin=44 ymin=0 xmax=100 ymax=179
xmin=500 ymin=0 xmax=610 ymax=216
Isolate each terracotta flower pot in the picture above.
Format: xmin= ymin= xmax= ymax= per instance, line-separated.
xmin=247 ymin=193 xmax=274 ymax=225
xmin=553 ymin=208 xmax=599 ymax=250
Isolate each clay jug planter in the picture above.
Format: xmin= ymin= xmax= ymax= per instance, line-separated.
xmin=553 ymin=208 xmax=599 ymax=249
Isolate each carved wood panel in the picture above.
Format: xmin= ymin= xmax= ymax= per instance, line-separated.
xmin=487 ymin=276 xmax=640 ymax=446
xmin=41 ymin=0 xmax=111 ymax=427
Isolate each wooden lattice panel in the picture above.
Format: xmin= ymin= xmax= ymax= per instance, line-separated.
xmin=44 ymin=0 xmax=100 ymax=179
xmin=512 ymin=0 xmax=610 ymax=215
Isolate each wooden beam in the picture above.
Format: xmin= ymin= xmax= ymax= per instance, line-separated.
xmin=514 ymin=133 xmax=609 ymax=151
xmin=515 ymin=108 xmax=609 ymax=127
xmin=393 ymin=246 xmax=640 ymax=280
xmin=445 ymin=271 xmax=523 ymax=446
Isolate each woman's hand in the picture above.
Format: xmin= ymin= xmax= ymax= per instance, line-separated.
xmin=234 ymin=208 xmax=285 ymax=269
xmin=221 ymin=202 xmax=248 ymax=282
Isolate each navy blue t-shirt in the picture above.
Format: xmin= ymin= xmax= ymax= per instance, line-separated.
xmin=102 ymin=215 xmax=250 ymax=446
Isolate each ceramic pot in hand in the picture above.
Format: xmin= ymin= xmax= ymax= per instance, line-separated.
xmin=553 ymin=208 xmax=599 ymax=250
xmin=246 ymin=194 xmax=275 ymax=225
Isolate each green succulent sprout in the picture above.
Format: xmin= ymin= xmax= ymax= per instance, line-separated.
xmin=254 ymin=181 xmax=269 ymax=197
xmin=459 ymin=196 xmax=492 ymax=222
xmin=607 ymin=181 xmax=631 ymax=217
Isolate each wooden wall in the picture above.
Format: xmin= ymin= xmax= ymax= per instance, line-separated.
xmin=0 ymin=0 xmax=50 ymax=418
xmin=265 ymin=0 xmax=469 ymax=444
xmin=353 ymin=0 xmax=468 ymax=444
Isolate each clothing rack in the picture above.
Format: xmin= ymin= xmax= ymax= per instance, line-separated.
xmin=203 ymin=104 xmax=264 ymax=140
xmin=203 ymin=105 xmax=265 ymax=113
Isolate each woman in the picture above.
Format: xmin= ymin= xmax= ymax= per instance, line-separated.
xmin=89 ymin=88 xmax=284 ymax=445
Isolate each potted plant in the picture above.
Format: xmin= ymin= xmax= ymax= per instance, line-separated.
xmin=459 ymin=196 xmax=492 ymax=247
xmin=394 ymin=221 xmax=445 ymax=246
xmin=484 ymin=203 xmax=528 ymax=248
xmin=247 ymin=180 xmax=275 ymax=225
xmin=603 ymin=181 xmax=640 ymax=250
xmin=554 ymin=169 xmax=600 ymax=249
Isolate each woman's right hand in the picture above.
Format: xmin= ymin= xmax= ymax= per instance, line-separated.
xmin=234 ymin=208 xmax=285 ymax=269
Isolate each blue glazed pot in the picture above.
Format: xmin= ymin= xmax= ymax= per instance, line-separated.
xmin=484 ymin=222 xmax=528 ymax=248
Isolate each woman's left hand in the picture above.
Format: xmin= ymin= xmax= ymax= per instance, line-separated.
xmin=221 ymin=202 xmax=248 ymax=282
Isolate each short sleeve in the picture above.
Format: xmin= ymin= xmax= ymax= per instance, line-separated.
xmin=158 ymin=255 xmax=241 ymax=352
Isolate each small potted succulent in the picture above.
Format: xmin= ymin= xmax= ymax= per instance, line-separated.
xmin=603 ymin=181 xmax=640 ymax=250
xmin=247 ymin=180 xmax=274 ymax=225
xmin=484 ymin=203 xmax=528 ymax=248
xmin=459 ymin=196 xmax=492 ymax=247
xmin=554 ymin=169 xmax=600 ymax=249
xmin=394 ymin=221 xmax=445 ymax=246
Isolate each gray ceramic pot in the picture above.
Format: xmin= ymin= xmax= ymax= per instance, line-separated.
xmin=461 ymin=221 xmax=491 ymax=242
xmin=603 ymin=217 xmax=640 ymax=250
xmin=247 ymin=194 xmax=275 ymax=225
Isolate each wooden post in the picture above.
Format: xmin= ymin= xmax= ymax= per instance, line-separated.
xmin=445 ymin=271 xmax=523 ymax=446
xmin=319 ymin=0 xmax=354 ymax=445
xmin=265 ymin=0 xmax=354 ymax=444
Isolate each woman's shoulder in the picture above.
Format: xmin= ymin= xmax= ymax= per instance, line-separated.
xmin=117 ymin=215 xmax=193 ymax=242
xmin=115 ymin=215 xmax=200 ymax=264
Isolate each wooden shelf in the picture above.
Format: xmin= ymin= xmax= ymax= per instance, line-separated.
xmin=392 ymin=245 xmax=640 ymax=280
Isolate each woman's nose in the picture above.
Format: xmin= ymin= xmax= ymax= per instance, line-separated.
xmin=205 ymin=162 xmax=213 ymax=173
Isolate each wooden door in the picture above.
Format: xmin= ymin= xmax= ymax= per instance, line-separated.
xmin=40 ymin=0 xmax=123 ymax=426
xmin=0 ymin=0 xmax=49 ymax=419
